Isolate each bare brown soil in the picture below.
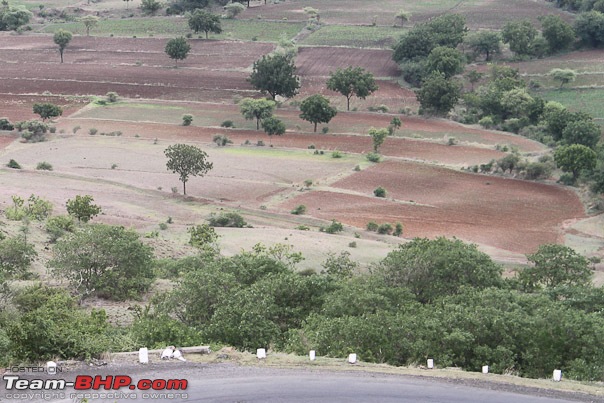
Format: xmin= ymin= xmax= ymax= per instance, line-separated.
xmin=279 ymin=160 xmax=585 ymax=254
xmin=296 ymin=47 xmax=400 ymax=78
xmin=0 ymin=94 xmax=89 ymax=122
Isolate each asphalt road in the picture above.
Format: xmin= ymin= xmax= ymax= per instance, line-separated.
xmin=2 ymin=363 xmax=592 ymax=403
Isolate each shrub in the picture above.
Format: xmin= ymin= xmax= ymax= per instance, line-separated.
xmin=182 ymin=114 xmax=193 ymax=126
xmin=7 ymin=159 xmax=21 ymax=169
xmin=0 ymin=236 xmax=37 ymax=277
xmin=296 ymin=225 xmax=310 ymax=231
xmin=320 ymin=220 xmax=344 ymax=234
xmin=188 ymin=224 xmax=219 ymax=248
xmin=89 ymin=128 xmax=98 ymax=135
xmin=159 ymin=222 xmax=168 ymax=230
xmin=36 ymin=161 xmax=53 ymax=171
xmin=106 ymin=92 xmax=119 ymax=102
xmin=0 ymin=118 xmax=14 ymax=131
xmin=257 ymin=140 xmax=265 ymax=147
xmin=322 ymin=127 xmax=329 ymax=134
xmin=366 ymin=152 xmax=381 ymax=163
xmin=377 ymin=223 xmax=393 ymax=235
xmin=72 ymin=125 xmax=81 ymax=134
xmin=348 ymin=241 xmax=357 ymax=248
xmin=304 ymin=179 xmax=313 ymax=187
xmin=208 ymin=212 xmax=247 ymax=228
xmin=221 ymin=120 xmax=235 ymax=128
xmin=368 ymin=105 xmax=389 ymax=113
xmin=393 ymin=222 xmax=403 ymax=237
xmin=354 ymin=165 xmax=361 ymax=171
xmin=213 ymin=134 xmax=232 ymax=146
xmin=366 ymin=221 xmax=378 ymax=231
xmin=15 ymin=120 xmax=49 ymax=142
xmin=308 ymin=144 xmax=316 ymax=149
xmin=291 ymin=205 xmax=306 ymax=215
xmin=331 ymin=151 xmax=343 ymax=158
xmin=45 ymin=215 xmax=76 ymax=243
xmin=111 ymin=163 xmax=117 ymax=169
xmin=374 ymin=187 xmax=387 ymax=198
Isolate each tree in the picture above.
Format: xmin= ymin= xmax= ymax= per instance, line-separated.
xmin=165 ymin=37 xmax=190 ymax=67
xmin=141 ymin=0 xmax=162 ymax=15
xmin=466 ymin=31 xmax=501 ymax=61
xmin=66 ymin=195 xmax=102 ymax=223
xmin=224 ymin=2 xmax=245 ymax=19
xmin=249 ymin=54 xmax=300 ymax=100
xmin=188 ymin=9 xmax=222 ymax=39
xmin=562 ymin=119 xmax=601 ymax=149
xmin=33 ymin=103 xmax=62 ymax=121
xmin=0 ymin=6 xmax=32 ymax=31
xmin=540 ymin=15 xmax=575 ymax=53
xmin=369 ymin=127 xmax=389 ymax=153
xmin=520 ymin=244 xmax=593 ymax=289
xmin=0 ymin=236 xmax=36 ymax=277
xmin=261 ymin=117 xmax=286 ymax=144
xmin=80 ymin=15 xmax=99 ymax=36
xmin=395 ymin=9 xmax=410 ymax=27
xmin=164 ymin=144 xmax=213 ymax=195
xmin=550 ymin=68 xmax=577 ymax=88
xmin=501 ymin=19 xmax=538 ymax=57
xmin=326 ymin=67 xmax=378 ymax=111
xmin=554 ymin=144 xmax=597 ymax=180
xmin=50 ymin=224 xmax=155 ymax=301
xmin=188 ymin=224 xmax=219 ymax=249
xmin=466 ymin=70 xmax=483 ymax=91
xmin=416 ymin=72 xmax=461 ymax=116
xmin=425 ymin=46 xmax=465 ymax=79
xmin=376 ymin=237 xmax=502 ymax=303
xmin=574 ymin=11 xmax=604 ymax=48
xmin=298 ymin=94 xmax=337 ymax=132
xmin=239 ymin=98 xmax=276 ymax=130
xmin=53 ymin=29 xmax=72 ymax=64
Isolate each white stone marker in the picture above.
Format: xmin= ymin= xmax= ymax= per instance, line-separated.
xmin=482 ymin=365 xmax=489 ymax=374
xmin=553 ymin=369 xmax=562 ymax=382
xmin=257 ymin=348 xmax=267 ymax=359
xmin=309 ymin=350 xmax=316 ymax=361
xmin=348 ymin=353 xmax=357 ymax=364
xmin=427 ymin=359 xmax=434 ymax=369
xmin=139 ymin=348 xmax=149 ymax=364
xmin=46 ymin=361 xmax=57 ymax=375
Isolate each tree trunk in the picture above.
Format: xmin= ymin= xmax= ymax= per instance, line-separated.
xmin=256 ymin=118 xmax=260 ymax=130
xmin=314 ymin=122 xmax=317 ymax=132
xmin=347 ymin=96 xmax=351 ymax=111
xmin=206 ymin=31 xmax=208 ymax=40
xmin=60 ymin=49 xmax=64 ymax=63
xmin=182 ymin=181 xmax=186 ymax=195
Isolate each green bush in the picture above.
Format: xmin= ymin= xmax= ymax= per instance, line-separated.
xmin=393 ymin=222 xmax=403 ymax=237
xmin=291 ymin=205 xmax=307 ymax=215
xmin=374 ymin=187 xmax=387 ymax=198
xmin=188 ymin=224 xmax=219 ymax=248
xmin=479 ymin=116 xmax=495 ymax=129
xmin=322 ymin=127 xmax=329 ymax=134
xmin=208 ymin=212 xmax=247 ymax=228
xmin=366 ymin=152 xmax=381 ymax=163
xmin=377 ymin=223 xmax=393 ymax=235
xmin=304 ymin=179 xmax=313 ymax=187
xmin=106 ymin=92 xmax=119 ymax=102
xmin=45 ymin=215 xmax=76 ymax=243
xmin=368 ymin=105 xmax=389 ymax=113
xmin=36 ymin=161 xmax=53 ymax=171
xmin=331 ymin=151 xmax=343 ymax=158
xmin=320 ymin=219 xmax=344 ymax=234
xmin=6 ymin=159 xmax=21 ymax=169
xmin=0 ymin=236 xmax=37 ymax=277
xmin=89 ymin=128 xmax=98 ymax=135
xmin=213 ymin=134 xmax=233 ymax=146
xmin=0 ymin=118 xmax=14 ymax=131
xmin=182 ymin=114 xmax=193 ymax=126
xmin=221 ymin=120 xmax=235 ymax=128
xmin=366 ymin=221 xmax=378 ymax=231
xmin=159 ymin=222 xmax=168 ymax=230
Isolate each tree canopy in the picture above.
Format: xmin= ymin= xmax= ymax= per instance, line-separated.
xmin=33 ymin=103 xmax=62 ymax=121
xmin=501 ymin=19 xmax=538 ymax=57
xmin=66 ymin=195 xmax=102 ymax=223
xmin=249 ymin=54 xmax=300 ymax=100
xmin=554 ymin=144 xmax=597 ymax=180
xmin=165 ymin=37 xmax=191 ymax=66
xmin=299 ymin=94 xmax=337 ymax=132
xmin=326 ymin=66 xmax=378 ymax=111
xmin=540 ymin=15 xmax=575 ymax=53
xmin=416 ymin=72 xmax=461 ymax=116
xmin=425 ymin=46 xmax=466 ymax=79
xmin=520 ymin=244 xmax=593 ymax=289
xmin=466 ymin=31 xmax=501 ymax=61
xmin=188 ymin=9 xmax=222 ymax=39
xmin=239 ymin=98 xmax=276 ymax=130
xmin=164 ymin=143 xmax=213 ymax=195
xmin=53 ymin=29 xmax=73 ymax=63
xmin=80 ymin=15 xmax=99 ymax=36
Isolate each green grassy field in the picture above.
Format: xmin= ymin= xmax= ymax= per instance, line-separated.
xmin=538 ymin=88 xmax=604 ymax=120
xmin=42 ymin=17 xmax=305 ymax=41
xmin=301 ymin=25 xmax=403 ymax=48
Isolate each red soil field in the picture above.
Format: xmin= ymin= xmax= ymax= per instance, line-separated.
xmin=296 ymin=47 xmax=400 ymax=78
xmin=0 ymin=94 xmax=89 ymax=122
xmin=280 ymin=160 xmax=585 ymax=254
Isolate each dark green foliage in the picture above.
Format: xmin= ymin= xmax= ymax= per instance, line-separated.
xmin=164 ymin=143 xmax=213 ymax=195
xmin=562 ymin=119 xmax=601 ymax=149
xmin=0 ymin=236 xmax=36 ymax=277
xmin=466 ymin=31 xmax=501 ymax=61
xmin=366 ymin=152 xmax=381 ymax=162
xmin=249 ymin=54 xmax=300 ymax=100
xmin=165 ymin=36 xmax=190 ymax=66
xmin=213 ymin=134 xmax=232 ymax=146
xmin=497 ymin=153 xmax=520 ymax=173
xmin=66 ymin=194 xmax=102 ymax=223
xmin=393 ymin=222 xmax=403 ymax=236
xmin=326 ymin=67 xmax=378 ymax=111
xmin=15 ymin=119 xmax=49 ymax=143
xmin=262 ymin=116 xmax=286 ymax=139
xmin=425 ymin=46 xmax=465 ymax=78
xmin=36 ymin=161 xmax=53 ymax=171
xmin=53 ymin=29 xmax=72 ymax=63
xmin=416 ymin=72 xmax=461 ymax=116
xmin=554 ymin=144 xmax=597 ymax=180
xmin=6 ymin=159 xmax=20 ymax=169
xmin=501 ymin=19 xmax=538 ymax=57
xmin=299 ymin=94 xmax=337 ymax=131
xmin=50 ymin=224 xmax=155 ymax=301
xmin=376 ymin=237 xmax=502 ymax=303
xmin=369 ymin=127 xmax=388 ymax=153
xmin=129 ymin=306 xmax=203 ymax=349
xmin=377 ymin=223 xmax=393 ymax=235
xmin=221 ymin=120 xmax=235 ymax=128
xmin=0 ymin=118 xmax=13 ymax=131
xmin=574 ymin=11 xmax=604 ymax=47
xmin=366 ymin=221 xmax=378 ymax=231
xmin=140 ymin=0 xmax=162 ymax=15
xmin=240 ymin=98 xmax=275 ymax=130
xmin=166 ymin=0 xmax=209 ymax=14
xmin=0 ymin=6 xmax=32 ymax=31
xmin=208 ymin=212 xmax=246 ymax=227
xmin=320 ymin=219 xmax=343 ymax=234
xmin=321 ymin=251 xmax=358 ymax=278
xmin=188 ymin=9 xmax=221 ymax=39
xmin=182 ymin=114 xmax=193 ymax=126
xmin=540 ymin=15 xmax=576 ymax=53
xmin=373 ymin=186 xmax=386 ymax=198
xmin=291 ymin=204 xmax=306 ymax=215
xmin=33 ymin=103 xmax=62 ymax=121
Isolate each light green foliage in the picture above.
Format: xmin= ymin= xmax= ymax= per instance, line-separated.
xmin=417 ymin=72 xmax=461 ymax=116
xmin=140 ymin=0 xmax=162 ymax=15
xmin=80 ymin=15 xmax=99 ymax=36
xmin=33 ymin=103 xmax=62 ymax=121
xmin=188 ymin=9 xmax=222 ymax=39
xmin=45 ymin=215 xmax=76 ymax=243
xmin=520 ymin=244 xmax=593 ymax=290
xmin=562 ymin=119 xmax=601 ymax=149
xmin=53 ymin=29 xmax=72 ymax=63
xmin=164 ymin=143 xmax=213 ymax=195
xmin=15 ymin=119 xmax=50 ymax=143
xmin=554 ymin=144 xmax=597 ymax=180
xmin=224 ymin=2 xmax=245 ymax=19
xmin=6 ymin=195 xmax=53 ymax=221
xmin=322 ymin=251 xmax=358 ymax=278
xmin=240 ymin=98 xmax=276 ymax=130
xmin=466 ymin=31 xmax=501 ymax=61
xmin=366 ymin=152 xmax=381 ymax=162
xmin=550 ymin=68 xmax=577 ymax=88
xmin=497 ymin=153 xmax=520 ymax=173
xmin=540 ymin=15 xmax=575 ymax=53
xmin=36 ymin=161 xmax=53 ymax=171
xmin=291 ymin=204 xmax=306 ymax=215
xmin=188 ymin=224 xmax=219 ymax=249
xmin=66 ymin=194 xmax=102 ymax=223
xmin=395 ymin=9 xmax=410 ymax=27
xmin=261 ymin=116 xmax=286 ymax=140
xmin=50 ymin=224 xmax=155 ymax=301
xmin=299 ymin=94 xmax=337 ymax=132
xmin=368 ymin=127 xmax=389 ymax=153
xmin=249 ymin=54 xmax=300 ymax=100
xmin=425 ymin=46 xmax=465 ymax=79
xmin=501 ymin=19 xmax=538 ymax=57
xmin=129 ymin=305 xmax=203 ymax=349
xmin=165 ymin=36 xmax=190 ymax=66
xmin=326 ymin=66 xmax=378 ymax=111
xmin=376 ymin=237 xmax=502 ymax=303
xmin=0 ymin=236 xmax=36 ymax=277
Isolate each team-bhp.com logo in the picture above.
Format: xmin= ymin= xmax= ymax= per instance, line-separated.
xmin=2 ymin=374 xmax=188 ymax=400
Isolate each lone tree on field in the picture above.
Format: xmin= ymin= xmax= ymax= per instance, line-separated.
xmin=53 ymin=29 xmax=72 ymax=63
xmin=369 ymin=127 xmax=389 ymax=153
xmin=395 ymin=9 xmax=410 ymax=27
xmin=66 ymin=195 xmax=102 ymax=223
xmin=327 ymin=66 xmax=378 ymax=111
xmin=299 ymin=94 xmax=337 ymax=132
xmin=550 ymin=68 xmax=577 ymax=88
xmin=240 ymin=98 xmax=276 ymax=130
xmin=33 ymin=103 xmax=62 ymax=121
xmin=261 ymin=117 xmax=286 ymax=144
xmin=164 ymin=144 xmax=213 ymax=195
xmin=80 ymin=15 xmax=99 ymax=37
xmin=188 ymin=9 xmax=222 ymax=39
xmin=165 ymin=37 xmax=191 ymax=67
xmin=554 ymin=144 xmax=597 ymax=181
xmin=249 ymin=54 xmax=300 ymax=100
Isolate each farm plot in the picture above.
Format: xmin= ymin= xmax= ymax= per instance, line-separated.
xmin=279 ymin=160 xmax=585 ymax=254
xmin=300 ymin=25 xmax=403 ymax=48
xmin=0 ymin=94 xmax=89 ymax=122
xmin=296 ymin=47 xmax=400 ymax=78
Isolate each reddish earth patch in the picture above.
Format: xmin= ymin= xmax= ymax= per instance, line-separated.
xmin=280 ymin=160 xmax=585 ymax=254
xmin=296 ymin=47 xmax=400 ymax=78
xmin=0 ymin=94 xmax=89 ymax=122
xmin=0 ymin=134 xmax=17 ymax=150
